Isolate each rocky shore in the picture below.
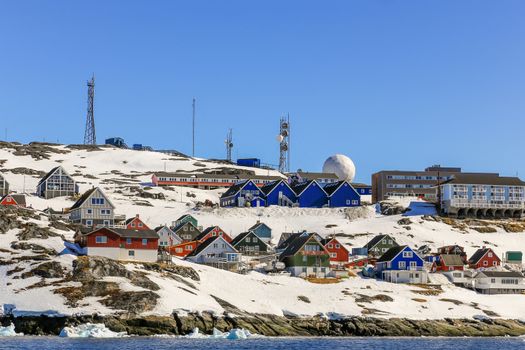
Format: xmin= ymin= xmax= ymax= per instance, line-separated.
xmin=2 ymin=312 xmax=525 ymax=337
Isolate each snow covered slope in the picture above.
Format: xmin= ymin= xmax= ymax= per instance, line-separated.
xmin=1 ymin=142 xmax=525 ymax=321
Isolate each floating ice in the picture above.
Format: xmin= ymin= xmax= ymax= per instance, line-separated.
xmin=184 ymin=327 xmax=258 ymax=339
xmin=59 ymin=323 xmax=127 ymax=338
xmin=0 ymin=324 xmax=22 ymax=337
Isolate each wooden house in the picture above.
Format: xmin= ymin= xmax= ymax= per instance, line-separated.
xmin=473 ymin=270 xmax=525 ymax=294
xmin=220 ymin=180 xmax=266 ymax=208
xmin=260 ymin=180 xmax=296 ymax=207
xmin=37 ymin=166 xmax=78 ymax=199
xmin=171 ymin=221 xmax=202 ymax=242
xmin=0 ymin=194 xmax=26 ymax=207
xmin=431 ymin=254 xmax=465 ymax=272
xmin=155 ymin=225 xmax=182 ymax=248
xmin=230 ymin=231 xmax=271 ymax=256
xmin=320 ymin=237 xmax=349 ymax=266
xmin=468 ymin=247 xmax=501 ymax=269
xmin=170 ymin=240 xmax=199 ymax=258
xmin=0 ymin=175 xmax=9 ymax=196
xmin=81 ymin=227 xmax=159 ymax=262
xmin=195 ymin=226 xmax=232 ymax=243
xmin=437 ymin=245 xmax=467 ymax=264
xmin=125 ymin=214 xmax=150 ymax=231
xmin=376 ymin=245 xmax=427 ymax=283
xmin=278 ymin=232 xmax=331 ymax=277
xmin=185 ymin=235 xmax=241 ymax=271
xmin=291 ymin=180 xmax=327 ymax=208
xmin=323 ymin=181 xmax=361 ymax=208
xmin=173 ymin=214 xmax=198 ymax=228
xmin=69 ymin=187 xmax=115 ymax=228
xmin=363 ymin=234 xmax=399 ymax=258
xmin=248 ymin=221 xmax=272 ymax=243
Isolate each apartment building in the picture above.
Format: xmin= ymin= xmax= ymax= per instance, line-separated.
xmin=371 ymin=165 xmax=497 ymax=202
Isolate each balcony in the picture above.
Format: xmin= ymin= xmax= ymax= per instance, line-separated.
xmin=449 ymin=199 xmax=524 ymax=210
xmin=302 ymin=250 xmax=328 ymax=256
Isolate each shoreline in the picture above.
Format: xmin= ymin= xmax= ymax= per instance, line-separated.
xmin=2 ymin=313 xmax=525 ymax=337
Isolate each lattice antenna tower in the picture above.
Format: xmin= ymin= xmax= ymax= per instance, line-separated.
xmin=84 ymin=75 xmax=96 ymax=145
xmin=277 ymin=115 xmax=290 ymax=173
xmin=225 ymin=128 xmax=233 ymax=162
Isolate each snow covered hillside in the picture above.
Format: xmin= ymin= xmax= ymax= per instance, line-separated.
xmin=1 ymin=142 xmax=525 ymax=321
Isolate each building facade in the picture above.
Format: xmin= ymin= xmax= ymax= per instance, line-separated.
xmin=69 ymin=187 xmax=116 ymax=227
xmin=371 ymin=165 xmax=498 ymax=203
xmin=0 ymin=175 xmax=9 ymax=196
xmin=439 ymin=174 xmax=525 ymax=218
xmin=37 ymin=166 xmax=78 ymax=199
xmin=152 ymin=172 xmax=283 ymax=190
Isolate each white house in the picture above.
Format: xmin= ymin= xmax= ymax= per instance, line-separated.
xmin=472 ymin=270 xmax=525 ymax=294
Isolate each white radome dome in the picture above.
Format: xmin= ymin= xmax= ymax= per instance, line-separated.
xmin=322 ymin=154 xmax=356 ymax=182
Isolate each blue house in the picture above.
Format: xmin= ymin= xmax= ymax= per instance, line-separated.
xmin=248 ymin=221 xmax=272 ymax=243
xmin=292 ymin=180 xmax=328 ymax=208
xmin=261 ymin=180 xmax=297 ymax=207
xmin=220 ymin=180 xmax=266 ymax=207
xmin=375 ymin=245 xmax=428 ymax=283
xmin=323 ymin=181 xmax=361 ymax=207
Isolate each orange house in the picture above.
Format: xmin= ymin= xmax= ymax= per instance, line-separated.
xmin=321 ymin=237 xmax=349 ymax=266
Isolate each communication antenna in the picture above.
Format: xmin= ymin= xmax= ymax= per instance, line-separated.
xmin=225 ymin=128 xmax=233 ymax=162
xmin=84 ymin=75 xmax=96 ymax=145
xmin=192 ymin=98 xmax=196 ymax=157
xmin=276 ymin=115 xmax=290 ymax=173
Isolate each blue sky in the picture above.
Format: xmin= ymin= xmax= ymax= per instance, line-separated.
xmin=1 ymin=1 xmax=524 ymax=183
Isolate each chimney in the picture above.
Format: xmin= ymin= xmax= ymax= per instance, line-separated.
xmin=136 ymin=214 xmax=139 ymax=218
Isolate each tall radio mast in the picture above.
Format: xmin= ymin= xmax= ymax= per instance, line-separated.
xmin=84 ymin=75 xmax=96 ymax=145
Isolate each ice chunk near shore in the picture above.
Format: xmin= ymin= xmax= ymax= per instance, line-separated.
xmin=0 ymin=324 xmax=22 ymax=337
xmin=59 ymin=323 xmax=127 ymax=338
xmin=184 ymin=327 xmax=258 ymax=339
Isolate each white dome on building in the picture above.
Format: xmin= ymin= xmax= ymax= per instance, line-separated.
xmin=322 ymin=154 xmax=356 ymax=182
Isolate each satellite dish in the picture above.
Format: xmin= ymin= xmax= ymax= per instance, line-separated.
xmin=276 ymin=135 xmax=284 ymax=142
xmin=281 ymin=130 xmax=288 ymax=137
xmin=229 ymin=143 xmax=234 ymax=147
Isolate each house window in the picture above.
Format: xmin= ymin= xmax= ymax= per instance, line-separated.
xmin=483 ymin=261 xmax=488 ymax=266
xmin=86 ymin=220 xmax=93 ymax=226
xmin=142 ymin=239 xmax=148 ymax=246
xmin=328 ymin=244 xmax=333 ymax=248
xmin=91 ymin=198 xmax=105 ymax=205
xmin=493 ymin=261 xmax=497 ymax=266
xmin=138 ymin=222 xmax=143 ymax=227
xmin=346 ymin=200 xmax=351 ymax=205
xmin=330 ymin=252 xmax=337 ymax=258
xmin=335 ymin=244 xmax=340 ymax=249
xmin=253 ymin=237 xmax=258 ymax=243
xmin=175 ymin=248 xmax=183 ymax=253
xmin=246 ymin=237 xmax=251 ymax=243
xmin=302 ymin=267 xmax=307 ymax=273
xmin=87 ymin=209 xmax=93 ymax=214
xmin=131 ymin=223 xmax=135 ymax=227
xmin=213 ymin=243 xmax=218 ymax=248
xmin=126 ymin=238 xmax=132 ymax=245
xmin=95 ymin=236 xmax=107 ymax=244
xmin=398 ymin=261 xmax=406 ymax=269
xmin=352 ymin=200 xmax=358 ymax=205
xmin=488 ymin=252 xmax=493 ymax=258
xmin=128 ymin=250 xmax=135 ymax=257
xmin=402 ymin=251 xmax=413 ymax=258
xmin=185 ymin=245 xmax=193 ymax=251
xmin=491 ymin=278 xmax=496 ymax=283
xmin=303 ymin=256 xmax=308 ymax=262
xmin=103 ymin=220 xmax=110 ymax=226
xmin=101 ymin=209 xmax=111 ymax=215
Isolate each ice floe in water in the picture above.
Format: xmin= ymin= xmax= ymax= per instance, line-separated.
xmin=59 ymin=323 xmax=127 ymax=338
xmin=184 ymin=327 xmax=259 ymax=339
xmin=0 ymin=324 xmax=22 ymax=337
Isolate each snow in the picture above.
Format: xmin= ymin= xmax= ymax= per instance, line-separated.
xmin=1 ymin=144 xmax=525 ymax=321
xmin=59 ymin=323 xmax=127 ymax=338
xmin=0 ymin=324 xmax=21 ymax=337
xmin=184 ymin=327 xmax=259 ymax=339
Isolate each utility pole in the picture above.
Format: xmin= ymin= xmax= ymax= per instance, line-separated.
xmin=192 ymin=98 xmax=196 ymax=157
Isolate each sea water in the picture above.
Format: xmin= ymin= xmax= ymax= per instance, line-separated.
xmin=0 ymin=337 xmax=523 ymax=350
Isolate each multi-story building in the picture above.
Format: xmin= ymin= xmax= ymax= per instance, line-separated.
xmin=37 ymin=166 xmax=79 ymax=199
xmin=69 ymin=187 xmax=116 ymax=227
xmin=152 ymin=172 xmax=284 ymax=190
xmin=440 ymin=174 xmax=525 ymax=218
xmin=371 ymin=165 xmax=498 ymax=202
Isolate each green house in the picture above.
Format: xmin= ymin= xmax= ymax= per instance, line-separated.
xmin=505 ymin=251 xmax=523 ymax=264
xmin=279 ymin=232 xmax=330 ymax=277
xmin=363 ymin=234 xmax=399 ymax=258
xmin=231 ymin=231 xmax=271 ymax=256
xmin=173 ymin=214 xmax=198 ymax=228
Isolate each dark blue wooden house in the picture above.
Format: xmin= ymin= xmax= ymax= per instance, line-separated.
xmin=375 ymin=245 xmax=427 ymax=283
xmin=292 ymin=180 xmax=328 ymax=208
xmin=323 ymin=181 xmax=361 ymax=207
xmin=220 ymin=180 xmax=266 ymax=208
xmin=261 ymin=180 xmax=297 ymax=207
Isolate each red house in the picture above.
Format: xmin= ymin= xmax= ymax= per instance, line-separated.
xmin=195 ymin=226 xmax=233 ymax=243
xmin=321 ymin=237 xmax=349 ymax=266
xmin=170 ymin=241 xmax=199 ymax=258
xmin=468 ymin=247 xmax=501 ymax=269
xmin=431 ymin=254 xmax=464 ymax=272
xmin=82 ymin=227 xmax=159 ymax=262
xmin=125 ymin=214 xmax=150 ymax=231
xmin=0 ymin=194 xmax=26 ymax=207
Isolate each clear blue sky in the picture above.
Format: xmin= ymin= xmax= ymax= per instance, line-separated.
xmin=1 ymin=1 xmax=524 ymax=183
